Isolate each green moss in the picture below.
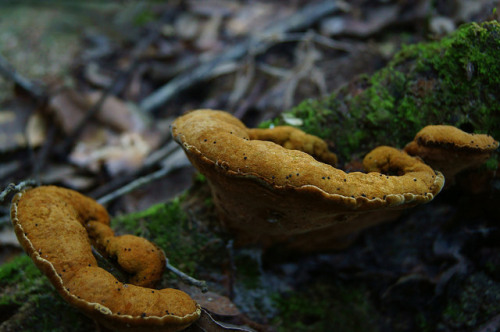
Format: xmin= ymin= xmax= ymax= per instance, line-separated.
xmin=112 ymin=196 xmax=207 ymax=274
xmin=0 ymin=255 xmax=47 ymax=306
xmin=266 ymin=21 xmax=500 ymax=163
xmin=442 ymin=272 xmax=500 ymax=329
xmin=272 ymin=280 xmax=379 ymax=332
xmin=233 ymin=250 xmax=262 ymax=290
xmin=0 ymin=255 xmax=94 ymax=331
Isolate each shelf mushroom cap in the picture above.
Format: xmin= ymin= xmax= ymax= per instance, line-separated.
xmin=10 ymin=186 xmax=200 ymax=332
xmin=172 ymin=109 xmax=445 ymax=247
xmin=404 ymin=125 xmax=499 ymax=182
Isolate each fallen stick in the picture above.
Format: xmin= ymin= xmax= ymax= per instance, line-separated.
xmin=0 ymin=54 xmax=45 ymax=99
xmin=139 ymin=0 xmax=340 ymax=113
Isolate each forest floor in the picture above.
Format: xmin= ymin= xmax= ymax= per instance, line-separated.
xmin=0 ymin=1 xmax=499 ymax=331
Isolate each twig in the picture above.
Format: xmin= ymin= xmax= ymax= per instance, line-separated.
xmin=262 ymin=31 xmax=354 ymax=52
xmin=0 ymin=53 xmax=46 ymax=100
xmin=0 ymin=180 xmax=39 ymax=228
xmin=195 ymin=308 xmax=254 ymax=331
xmin=0 ymin=180 xmax=39 ymax=203
xmin=96 ymin=147 xmax=190 ymax=205
xmin=226 ymin=240 xmax=236 ymax=300
xmin=165 ymin=258 xmax=208 ymax=293
xmin=139 ymin=0 xmax=340 ymax=113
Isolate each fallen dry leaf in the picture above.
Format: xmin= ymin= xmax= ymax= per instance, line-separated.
xmin=0 ymin=97 xmax=38 ymax=152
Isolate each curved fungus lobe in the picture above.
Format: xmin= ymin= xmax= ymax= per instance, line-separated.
xmin=172 ymin=110 xmax=445 ymax=249
xmin=404 ymin=125 xmax=499 ymax=182
xmin=10 ymin=186 xmax=200 ymax=332
xmin=247 ymin=126 xmax=338 ymax=166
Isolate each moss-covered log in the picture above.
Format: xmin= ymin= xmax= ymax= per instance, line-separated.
xmin=262 ymin=21 xmax=500 ymax=163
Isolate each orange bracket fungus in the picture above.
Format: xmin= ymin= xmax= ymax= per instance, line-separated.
xmin=10 ymin=186 xmax=200 ymax=332
xmin=172 ymin=109 xmax=445 ymax=250
xmin=404 ymin=125 xmax=499 ymax=183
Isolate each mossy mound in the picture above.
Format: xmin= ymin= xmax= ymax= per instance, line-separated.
xmin=271 ymin=279 xmax=379 ymax=332
xmin=111 ymin=193 xmax=225 ymax=276
xmin=0 ymin=255 xmax=95 ymax=332
xmin=263 ymin=21 xmax=500 ymax=163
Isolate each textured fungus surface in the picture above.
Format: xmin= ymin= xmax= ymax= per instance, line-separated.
xmin=172 ymin=110 xmax=445 ymax=249
xmin=404 ymin=125 xmax=499 ymax=182
xmin=248 ymin=126 xmax=338 ymax=166
xmin=10 ymin=186 xmax=200 ymax=332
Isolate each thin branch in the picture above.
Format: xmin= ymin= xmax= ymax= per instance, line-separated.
xmin=165 ymin=258 xmax=208 ymax=293
xmin=96 ymin=147 xmax=190 ymax=205
xmin=139 ymin=0 xmax=341 ymax=113
xmin=0 ymin=180 xmax=39 ymax=203
xmin=0 ymin=53 xmax=46 ymax=99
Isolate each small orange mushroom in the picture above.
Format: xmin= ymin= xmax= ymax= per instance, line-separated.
xmin=404 ymin=125 xmax=499 ymax=183
xmin=172 ymin=110 xmax=445 ymax=250
xmin=10 ymin=186 xmax=200 ymax=332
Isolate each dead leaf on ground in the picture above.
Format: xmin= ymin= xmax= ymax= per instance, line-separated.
xmin=49 ymin=88 xmax=164 ymax=175
xmin=0 ymin=97 xmax=39 ymax=152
